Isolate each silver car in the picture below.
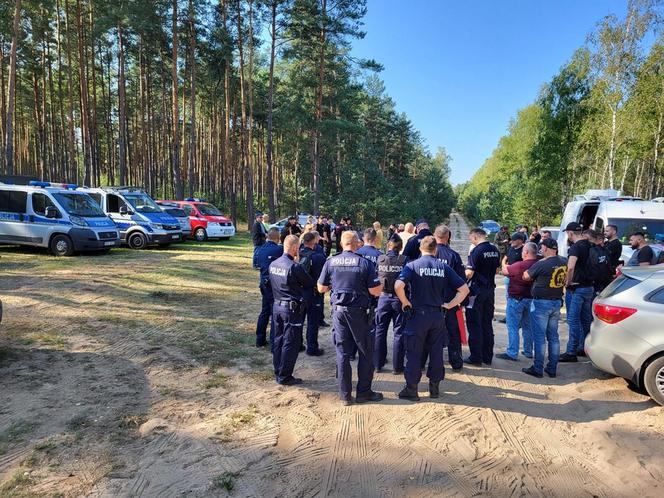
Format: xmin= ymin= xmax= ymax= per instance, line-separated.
xmin=586 ymin=264 xmax=664 ymax=405
xmin=157 ymin=204 xmax=191 ymax=241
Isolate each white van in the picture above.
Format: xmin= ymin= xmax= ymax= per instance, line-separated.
xmin=558 ymin=189 xmax=664 ymax=261
xmin=0 ymin=181 xmax=120 ymax=256
xmin=80 ymin=187 xmax=182 ymax=249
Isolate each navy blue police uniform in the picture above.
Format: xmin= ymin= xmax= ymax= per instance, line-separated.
xmin=402 ymin=227 xmax=433 ymax=261
xmin=255 ymin=240 xmax=283 ymax=347
xmin=465 ymin=240 xmax=501 ymax=365
xmin=434 ymin=243 xmax=466 ymax=370
xmin=299 ymin=245 xmax=327 ymax=355
xmin=269 ymin=253 xmax=314 ymax=384
xmin=397 ymin=255 xmax=466 ymax=388
xmin=375 ymin=249 xmax=407 ymax=371
xmin=318 ymin=251 xmax=382 ymax=403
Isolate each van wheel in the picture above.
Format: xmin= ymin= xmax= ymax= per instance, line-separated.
xmin=644 ymin=356 xmax=664 ymax=406
xmin=194 ymin=228 xmax=207 ymax=242
xmin=50 ymin=234 xmax=74 ymax=256
xmin=128 ymin=232 xmax=147 ymax=250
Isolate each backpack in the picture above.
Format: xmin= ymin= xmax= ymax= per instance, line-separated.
xmin=299 ymin=252 xmax=313 ymax=276
xmin=586 ymin=245 xmax=613 ymax=287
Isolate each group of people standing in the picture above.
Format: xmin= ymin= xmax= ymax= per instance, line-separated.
xmin=250 ymin=211 xmax=653 ymax=404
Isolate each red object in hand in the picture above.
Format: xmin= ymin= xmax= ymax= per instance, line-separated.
xmin=457 ymin=308 xmax=468 ymax=345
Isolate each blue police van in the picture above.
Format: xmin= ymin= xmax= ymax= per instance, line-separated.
xmin=0 ymin=181 xmax=120 ymax=256
xmin=79 ymin=186 xmax=182 ymax=249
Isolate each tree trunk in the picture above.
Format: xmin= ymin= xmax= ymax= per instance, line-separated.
xmin=4 ymin=0 xmax=22 ymax=175
xmin=236 ymin=0 xmax=254 ymax=230
xmin=187 ymin=0 xmax=197 ymax=196
xmin=265 ymin=0 xmax=279 ymax=223
xmin=312 ymin=0 xmax=327 ymax=215
xmin=171 ymin=0 xmax=184 ymax=198
xmin=76 ymin=0 xmax=93 ymax=186
xmin=118 ymin=25 xmax=128 ymax=185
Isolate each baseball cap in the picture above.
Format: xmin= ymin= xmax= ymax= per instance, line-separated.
xmin=510 ymin=232 xmax=526 ymax=242
xmin=564 ymin=222 xmax=582 ymax=232
xmin=415 ymin=219 xmax=428 ymax=227
xmin=255 ymin=211 xmax=264 ymax=217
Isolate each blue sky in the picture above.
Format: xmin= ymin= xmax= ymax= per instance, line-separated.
xmin=351 ymin=0 xmax=628 ymax=185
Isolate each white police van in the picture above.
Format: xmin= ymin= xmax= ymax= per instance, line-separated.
xmin=80 ymin=186 xmax=182 ymax=249
xmin=0 ymin=181 xmax=120 ymax=256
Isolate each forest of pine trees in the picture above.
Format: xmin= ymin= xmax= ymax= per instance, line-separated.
xmin=0 ymin=0 xmax=456 ymax=229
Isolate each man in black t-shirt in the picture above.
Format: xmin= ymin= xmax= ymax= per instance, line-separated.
xmin=560 ymin=222 xmax=593 ymax=362
xmin=522 ymin=238 xmax=567 ymax=378
xmin=627 ymin=232 xmax=655 ymax=266
xmin=604 ymin=224 xmax=622 ymax=271
xmin=316 ymin=215 xmax=332 ymax=256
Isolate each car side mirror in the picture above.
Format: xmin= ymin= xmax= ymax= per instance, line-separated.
xmin=45 ymin=206 xmax=59 ymax=219
xmin=119 ymin=206 xmax=131 ymax=215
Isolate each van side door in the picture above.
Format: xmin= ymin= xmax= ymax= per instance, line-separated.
xmin=31 ymin=191 xmax=62 ymax=247
xmin=0 ymin=189 xmax=30 ymax=243
xmin=106 ymin=193 xmax=132 ymax=238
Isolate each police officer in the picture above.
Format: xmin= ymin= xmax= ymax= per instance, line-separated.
xmin=299 ymin=231 xmax=326 ymax=356
xmin=402 ymin=219 xmax=433 ymax=261
xmin=394 ymin=236 xmax=469 ymax=401
xmin=433 ymin=224 xmax=466 ymax=371
xmin=317 ymin=231 xmax=384 ymax=406
xmin=255 ymin=228 xmax=283 ymax=348
xmin=464 ymin=228 xmax=501 ymax=366
xmin=269 ymin=235 xmax=314 ymax=385
xmin=374 ymin=238 xmax=407 ymax=373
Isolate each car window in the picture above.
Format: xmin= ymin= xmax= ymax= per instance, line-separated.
xmin=599 ymin=275 xmax=641 ymax=299
xmin=32 ymin=192 xmax=56 ymax=216
xmin=0 ymin=189 xmax=28 ymax=213
xmin=107 ymin=194 xmax=128 ymax=213
xmin=647 ymin=287 xmax=664 ymax=304
xmin=182 ymin=204 xmax=194 ymax=216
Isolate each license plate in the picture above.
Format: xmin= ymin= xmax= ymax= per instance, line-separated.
xmin=172 ymin=235 xmax=179 ymax=239
xmin=104 ymin=241 xmax=115 ymax=246
xmin=223 ymin=230 xmax=232 ymax=235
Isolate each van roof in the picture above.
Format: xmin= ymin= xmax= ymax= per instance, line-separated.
xmin=0 ymin=182 xmax=85 ymax=194
xmin=598 ymin=200 xmax=664 ymax=218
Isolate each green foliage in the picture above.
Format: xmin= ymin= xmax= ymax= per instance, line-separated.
xmin=460 ymin=2 xmax=664 ymax=227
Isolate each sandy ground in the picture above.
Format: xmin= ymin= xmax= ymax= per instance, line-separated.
xmin=1 ymin=214 xmax=663 ymax=497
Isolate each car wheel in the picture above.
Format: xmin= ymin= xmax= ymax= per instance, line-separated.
xmin=194 ymin=228 xmax=207 ymax=242
xmin=643 ymin=355 xmax=664 ymax=406
xmin=49 ymin=234 xmax=75 ymax=256
xmin=128 ymin=231 xmax=148 ymax=250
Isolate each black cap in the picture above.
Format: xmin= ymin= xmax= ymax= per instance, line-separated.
xmin=255 ymin=211 xmax=264 ymax=217
xmin=540 ymin=238 xmax=558 ymax=250
xmin=564 ymin=222 xmax=582 ymax=232
xmin=415 ymin=219 xmax=428 ymax=227
xmin=511 ymin=232 xmax=526 ymax=242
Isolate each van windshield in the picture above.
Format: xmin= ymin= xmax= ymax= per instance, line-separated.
xmin=196 ymin=203 xmax=222 ymax=216
xmin=124 ymin=193 xmax=162 ymax=213
xmin=609 ymin=218 xmax=664 ymax=244
xmin=53 ymin=193 xmax=105 ymax=217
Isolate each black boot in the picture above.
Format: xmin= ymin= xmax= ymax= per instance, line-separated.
xmin=398 ymin=384 xmax=420 ymax=401
xmin=429 ymin=381 xmax=440 ymax=398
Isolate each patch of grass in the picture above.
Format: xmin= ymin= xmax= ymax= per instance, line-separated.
xmin=210 ymin=471 xmax=237 ymax=492
xmin=31 ymin=332 xmax=67 ymax=349
xmin=200 ymin=371 xmax=230 ymax=390
xmin=228 ymin=404 xmax=259 ymax=428
xmin=0 ymin=470 xmax=33 ymax=496
xmin=0 ymin=420 xmax=37 ymax=456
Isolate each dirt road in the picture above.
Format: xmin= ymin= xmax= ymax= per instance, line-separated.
xmin=1 ymin=216 xmax=663 ymax=497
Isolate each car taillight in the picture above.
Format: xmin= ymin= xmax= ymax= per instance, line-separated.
xmin=593 ymin=303 xmax=637 ymax=324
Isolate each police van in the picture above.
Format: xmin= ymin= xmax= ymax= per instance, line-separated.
xmin=80 ymin=186 xmax=182 ymax=249
xmin=558 ymin=189 xmax=664 ymax=261
xmin=0 ymin=181 xmax=120 ymax=256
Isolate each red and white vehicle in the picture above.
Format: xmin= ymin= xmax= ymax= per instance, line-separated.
xmin=158 ymin=198 xmax=235 ymax=241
